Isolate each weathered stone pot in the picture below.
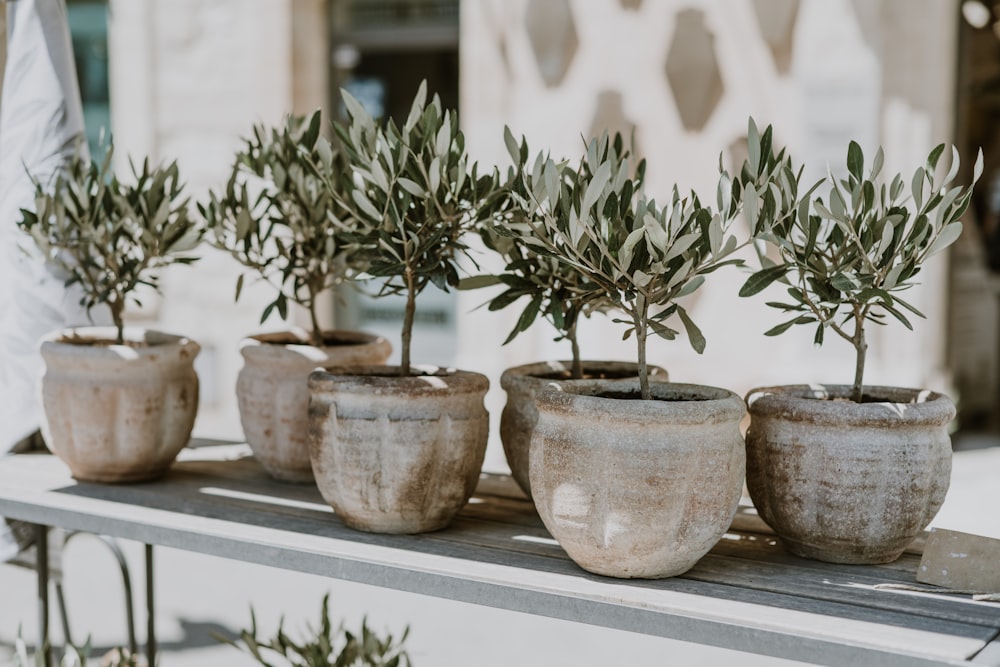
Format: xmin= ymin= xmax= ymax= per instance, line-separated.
xmin=530 ymin=381 xmax=746 ymax=579
xmin=745 ymin=384 xmax=955 ymax=564
xmin=308 ymin=366 xmax=489 ymax=534
xmin=40 ymin=327 xmax=200 ymax=483
xmin=237 ymin=330 xmax=391 ymax=482
xmin=500 ymin=360 xmax=668 ymax=499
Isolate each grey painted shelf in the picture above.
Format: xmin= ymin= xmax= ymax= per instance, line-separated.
xmin=1 ymin=441 xmax=998 ymax=666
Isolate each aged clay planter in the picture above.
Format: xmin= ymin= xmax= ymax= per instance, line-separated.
xmin=308 ymin=366 xmax=489 ymax=534
xmin=500 ymin=360 xmax=668 ymax=499
xmin=237 ymin=330 xmax=391 ymax=482
xmin=40 ymin=327 xmax=200 ymax=483
xmin=745 ymin=384 xmax=955 ymax=564
xmin=530 ymin=381 xmax=746 ymax=579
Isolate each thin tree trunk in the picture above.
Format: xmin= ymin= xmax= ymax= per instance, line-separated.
xmin=568 ymin=316 xmax=582 ymax=379
xmin=111 ymin=298 xmax=125 ymax=345
xmin=308 ymin=294 xmax=324 ymax=348
xmin=633 ymin=295 xmax=650 ymax=400
xmin=400 ymin=270 xmax=416 ymax=376
xmin=851 ymin=308 xmax=867 ymax=403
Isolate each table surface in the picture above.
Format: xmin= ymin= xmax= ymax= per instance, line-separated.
xmin=1 ymin=442 xmax=998 ymax=667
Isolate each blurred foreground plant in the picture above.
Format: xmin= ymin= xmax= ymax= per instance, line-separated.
xmin=222 ymin=594 xmax=411 ymax=667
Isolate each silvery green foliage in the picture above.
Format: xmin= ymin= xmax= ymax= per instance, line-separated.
xmin=224 ymin=594 xmax=411 ymax=667
xmin=17 ymin=145 xmax=202 ymax=345
xmin=501 ymin=131 xmax=746 ymax=399
xmin=739 ymin=119 xmax=984 ymax=402
xmin=201 ymin=110 xmax=362 ymax=347
xmin=468 ymin=130 xmax=630 ymax=379
xmin=335 ymin=81 xmax=498 ymax=374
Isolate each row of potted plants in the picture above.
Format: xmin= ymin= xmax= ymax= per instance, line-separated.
xmin=17 ymin=82 xmax=981 ymax=579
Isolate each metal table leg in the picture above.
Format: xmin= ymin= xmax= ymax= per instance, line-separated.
xmin=34 ymin=524 xmax=51 ymax=667
xmin=145 ymin=544 xmax=156 ymax=666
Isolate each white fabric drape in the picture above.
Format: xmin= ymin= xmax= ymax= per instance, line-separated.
xmin=0 ymin=0 xmax=105 ymax=560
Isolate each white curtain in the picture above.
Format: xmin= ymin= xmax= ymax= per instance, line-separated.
xmin=0 ymin=0 xmax=105 ymax=560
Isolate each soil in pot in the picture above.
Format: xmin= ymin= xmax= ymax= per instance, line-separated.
xmin=500 ymin=361 xmax=668 ymax=499
xmin=530 ymin=380 xmax=745 ymax=579
xmin=40 ymin=327 xmax=200 ymax=483
xmin=237 ymin=329 xmax=391 ymax=483
xmin=308 ymin=365 xmax=489 ymax=534
xmin=745 ymin=384 xmax=955 ymax=564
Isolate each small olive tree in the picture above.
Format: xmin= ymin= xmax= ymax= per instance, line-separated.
xmin=739 ymin=120 xmax=983 ymax=402
xmin=201 ymin=110 xmax=365 ymax=347
xmin=507 ymin=132 xmax=748 ymax=400
xmin=335 ymin=81 xmax=498 ymax=375
xmin=18 ymin=146 xmax=203 ymax=345
xmin=466 ymin=130 xmax=633 ymax=379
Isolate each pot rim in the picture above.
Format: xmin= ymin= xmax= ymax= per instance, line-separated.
xmin=40 ymin=327 xmax=199 ymax=360
xmin=535 ymin=380 xmax=745 ymax=422
xmin=500 ymin=360 xmax=667 ymax=387
xmin=241 ymin=328 xmax=389 ymax=350
xmin=308 ymin=365 xmax=489 ymax=394
xmin=745 ymin=384 xmax=955 ymax=426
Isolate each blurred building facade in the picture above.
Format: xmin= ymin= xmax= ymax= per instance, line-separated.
xmin=5 ymin=0 xmax=995 ymax=457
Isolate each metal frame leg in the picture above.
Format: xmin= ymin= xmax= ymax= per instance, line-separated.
xmin=61 ymin=532 xmax=139 ymax=656
xmin=145 ymin=544 xmax=156 ymax=666
xmin=34 ymin=524 xmax=51 ymax=667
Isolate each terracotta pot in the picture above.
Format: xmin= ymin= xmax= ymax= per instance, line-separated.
xmin=530 ymin=381 xmax=745 ymax=579
xmin=745 ymin=384 xmax=954 ymax=564
xmin=308 ymin=366 xmax=489 ymax=534
xmin=40 ymin=327 xmax=200 ymax=483
xmin=500 ymin=360 xmax=668 ymax=499
xmin=237 ymin=330 xmax=391 ymax=482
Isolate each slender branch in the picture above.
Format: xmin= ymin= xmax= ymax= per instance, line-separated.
xmin=851 ymin=303 xmax=868 ymax=403
xmin=401 ymin=268 xmax=416 ymax=376
xmin=567 ymin=315 xmax=582 ymax=379
xmin=307 ymin=282 xmax=324 ymax=348
xmin=632 ymin=292 xmax=650 ymax=400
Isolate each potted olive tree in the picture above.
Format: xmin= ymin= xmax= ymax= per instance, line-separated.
xmin=514 ymin=131 xmax=756 ymax=579
xmin=467 ymin=130 xmax=666 ymax=500
xmin=739 ymin=123 xmax=983 ymax=564
xmin=307 ymin=82 xmax=498 ymax=534
xmin=201 ymin=110 xmax=391 ymax=482
xmin=18 ymin=146 xmax=203 ymax=483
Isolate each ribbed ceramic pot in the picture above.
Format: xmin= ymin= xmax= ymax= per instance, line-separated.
xmin=308 ymin=366 xmax=489 ymax=534
xmin=40 ymin=327 xmax=200 ymax=483
xmin=530 ymin=381 xmax=746 ymax=579
xmin=745 ymin=384 xmax=955 ymax=564
xmin=500 ymin=361 xmax=668 ymax=499
xmin=237 ymin=330 xmax=391 ymax=482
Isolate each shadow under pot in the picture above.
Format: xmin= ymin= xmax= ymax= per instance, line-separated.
xmin=745 ymin=384 xmax=955 ymax=565
xmin=530 ymin=381 xmax=746 ymax=579
xmin=308 ymin=365 xmax=489 ymax=534
xmin=236 ymin=330 xmax=391 ymax=482
xmin=40 ymin=327 xmax=200 ymax=483
xmin=500 ymin=361 xmax=668 ymax=500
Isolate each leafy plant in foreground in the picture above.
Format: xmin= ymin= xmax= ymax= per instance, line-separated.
xmin=222 ymin=595 xmax=411 ymax=667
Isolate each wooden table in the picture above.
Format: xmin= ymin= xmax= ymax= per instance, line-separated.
xmin=1 ymin=442 xmax=998 ymax=667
